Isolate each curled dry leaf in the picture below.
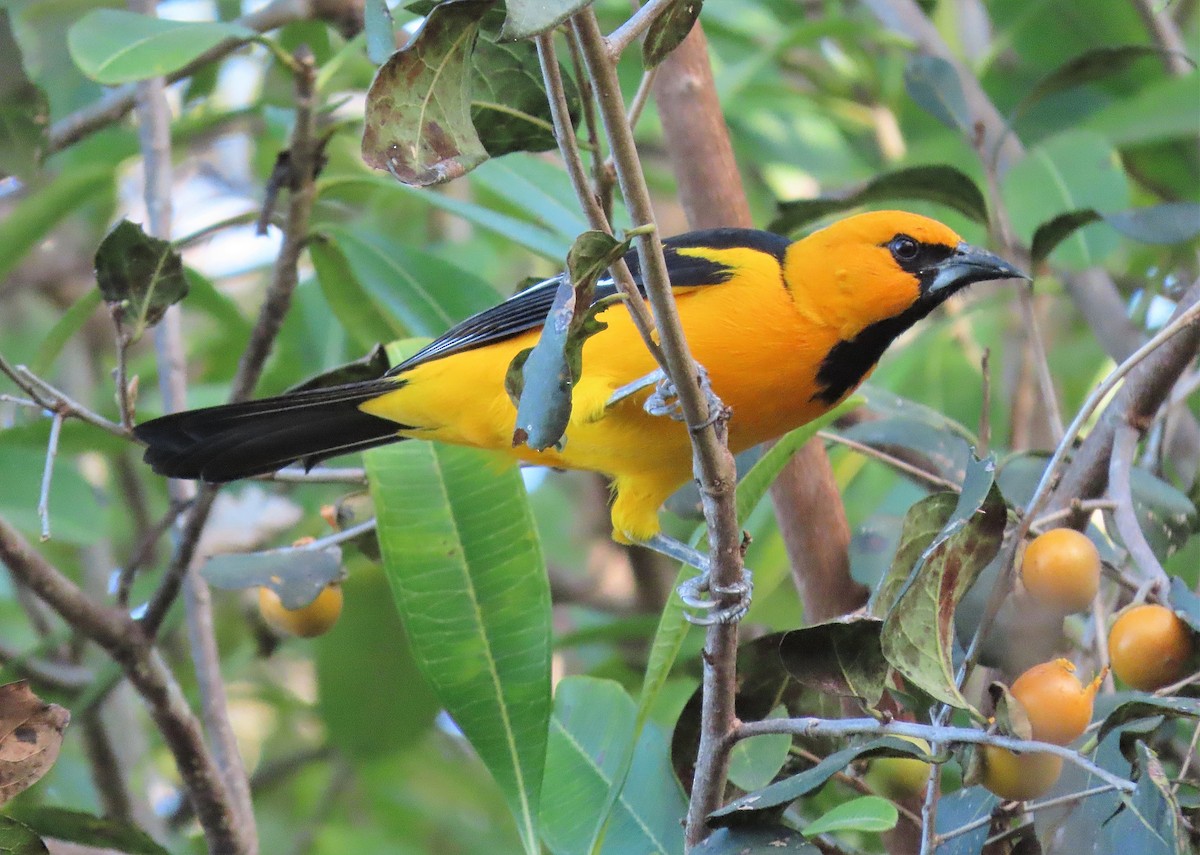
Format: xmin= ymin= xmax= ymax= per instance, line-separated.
xmin=0 ymin=680 xmax=70 ymax=805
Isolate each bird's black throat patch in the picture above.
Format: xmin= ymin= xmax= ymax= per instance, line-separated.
xmin=810 ymin=301 xmax=935 ymax=405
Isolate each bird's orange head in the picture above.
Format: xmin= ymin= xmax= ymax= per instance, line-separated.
xmin=784 ymin=210 xmax=1027 ymax=404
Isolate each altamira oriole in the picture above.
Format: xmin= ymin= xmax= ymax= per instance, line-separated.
xmin=136 ymin=210 xmax=1024 ymax=561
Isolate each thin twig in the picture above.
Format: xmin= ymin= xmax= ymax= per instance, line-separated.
xmin=934 ymin=784 xmax=1119 ymax=845
xmin=1109 ymin=420 xmax=1170 ymax=591
xmin=0 ymin=355 xmax=129 ymax=438
xmin=978 ymin=348 xmax=991 ymax=458
xmin=572 ymin=11 xmax=747 ymax=848
xmin=0 ymin=515 xmax=246 ymax=852
xmin=730 ymin=717 xmax=1136 ymax=794
xmin=263 ymin=466 xmax=368 ymax=483
xmin=36 ymin=413 xmax=63 ymax=542
xmin=605 ymin=0 xmax=680 ymax=60
xmin=0 ymin=638 xmax=93 ymax=693
xmin=534 ymin=31 xmax=661 ymax=356
xmin=819 ymin=430 xmax=961 ymax=492
xmin=112 ymin=318 xmax=134 ymax=430
xmin=625 ymin=67 xmax=659 ymax=130
xmin=1173 ymin=719 xmax=1200 ymax=795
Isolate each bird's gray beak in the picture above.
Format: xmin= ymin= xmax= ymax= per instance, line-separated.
xmin=927 ymin=242 xmax=1030 ymax=295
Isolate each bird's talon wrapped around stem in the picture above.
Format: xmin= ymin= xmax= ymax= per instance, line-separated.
xmin=677 ymin=569 xmax=754 ymax=625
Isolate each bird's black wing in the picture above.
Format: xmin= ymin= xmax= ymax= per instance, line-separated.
xmin=388 ymin=228 xmax=789 ymax=374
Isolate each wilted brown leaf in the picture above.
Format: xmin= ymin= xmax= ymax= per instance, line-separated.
xmin=0 ymin=681 xmax=70 ymax=805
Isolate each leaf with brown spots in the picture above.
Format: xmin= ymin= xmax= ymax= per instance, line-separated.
xmin=0 ymin=681 xmax=70 ymax=805
xmin=362 ymin=0 xmax=494 ymax=186
xmin=879 ymin=456 xmax=1007 ymax=712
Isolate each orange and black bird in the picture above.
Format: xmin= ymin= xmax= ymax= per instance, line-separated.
xmin=135 ymin=211 xmax=1026 ymax=620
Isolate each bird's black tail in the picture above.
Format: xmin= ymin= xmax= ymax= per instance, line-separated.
xmin=133 ymin=379 xmax=409 ymax=482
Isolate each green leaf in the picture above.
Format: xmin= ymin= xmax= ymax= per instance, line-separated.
xmin=1117 ymin=468 xmax=1198 ymax=562
xmin=321 ymin=224 xmax=498 ymax=336
xmin=933 ymin=787 xmax=997 ymax=855
xmin=1102 ymin=742 xmax=1187 ymax=855
xmin=1096 ymin=696 xmax=1200 ymax=747
xmin=0 ymin=164 xmax=113 ymax=286
xmin=693 ymin=825 xmax=820 ymax=853
xmin=315 ymin=562 xmax=439 ymax=759
xmin=1 ymin=807 xmax=166 ymax=855
xmin=903 ymin=55 xmax=971 ymax=132
xmin=66 ymin=9 xmax=252 ymax=84
xmin=878 ymin=459 xmax=1007 ymax=710
xmin=362 ymin=0 xmax=493 ymax=185
xmin=310 ymin=235 xmax=405 ymax=351
xmin=286 ymin=344 xmax=392 ymax=394
xmin=643 ymin=1 xmax=703 ymax=68
xmin=363 ymin=0 xmax=396 ymax=66
xmin=733 ymin=399 xmax=860 ymax=522
xmin=201 ymin=547 xmax=343 ymax=609
xmin=540 ymin=677 xmax=685 ymax=855
xmin=500 ymin=0 xmax=592 ymax=41
xmin=840 ymin=414 xmax=971 ymax=486
xmin=1168 ymin=577 xmax=1200 ymax=635
xmin=1105 ymin=202 xmax=1200 ymax=245
xmin=779 ymin=616 xmax=888 ymax=709
xmin=1002 ymin=129 xmax=1130 ymax=269
xmin=709 ymin=737 xmax=933 ymax=827
xmin=31 ymin=289 xmax=102 ymax=375
xmin=0 ymin=817 xmax=48 ymax=855
xmin=1013 ymin=46 xmax=1191 ymax=126
xmin=472 ymin=20 xmax=579 ymax=156
xmin=1080 ymin=74 xmax=1200 ymax=146
xmin=803 ymin=796 xmax=898 ymax=837
xmin=771 ymin=165 xmax=988 ymax=236
xmin=365 ymin=436 xmax=549 ymax=855
xmin=94 ymin=220 xmax=188 ymax=344
xmin=0 ymin=10 xmax=47 ymax=181
xmin=1031 ymin=209 xmax=1103 ymax=265
xmin=509 ymin=230 xmax=632 ymax=452
xmin=727 ymin=707 xmax=790 ymax=793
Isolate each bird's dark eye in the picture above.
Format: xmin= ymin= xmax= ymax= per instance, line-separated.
xmin=889 ymin=235 xmax=920 ymax=262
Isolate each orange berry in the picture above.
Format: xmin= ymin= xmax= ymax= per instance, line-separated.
xmin=1108 ymin=604 xmax=1193 ymax=691
xmin=1021 ymin=529 xmax=1100 ymax=613
xmin=1010 ymin=658 xmax=1103 ymax=745
xmin=980 ymin=745 xmax=1062 ymax=801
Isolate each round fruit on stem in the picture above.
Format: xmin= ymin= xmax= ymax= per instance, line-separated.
xmin=979 ymin=745 xmax=1063 ymax=801
xmin=1020 ymin=529 xmax=1100 ymax=613
xmin=1108 ymin=604 xmax=1194 ymax=691
xmin=1010 ymin=658 xmax=1103 ymax=746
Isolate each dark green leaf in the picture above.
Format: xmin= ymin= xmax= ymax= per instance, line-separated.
xmin=840 ymin=415 xmax=971 ymax=486
xmin=0 ymin=10 xmax=47 ymax=181
xmin=880 ymin=459 xmax=1007 ymax=710
xmin=0 ymin=817 xmax=47 ymax=855
xmin=1096 ymin=696 xmax=1200 ymax=747
xmin=67 ymin=9 xmax=252 ymax=84
xmin=540 ymin=677 xmax=685 ymax=855
xmin=1105 ymin=203 xmax=1200 ymax=246
xmin=201 ymin=547 xmax=343 ymax=609
xmin=472 ymin=23 xmax=579 ymax=156
xmin=903 ymin=55 xmax=971 ymax=132
xmin=1031 ymin=209 xmax=1103 ymax=265
xmin=2 ymin=807 xmax=167 ymax=855
xmin=779 ymin=616 xmax=888 ymax=708
xmin=94 ymin=220 xmax=188 ymax=343
xmin=500 ymin=0 xmax=592 ymax=40
xmin=771 ymin=165 xmax=988 ymax=236
xmin=1120 ymin=468 xmax=1198 ymax=562
xmin=708 ymin=737 xmax=933 ymax=828
xmin=933 ymin=786 xmax=997 ymax=855
xmin=694 ymin=825 xmax=820 ymax=854
xmin=803 ymin=796 xmax=898 ymax=837
xmin=364 ymin=0 xmax=396 ymax=65
xmin=643 ymin=1 xmax=703 ymax=68
xmin=362 ymin=0 xmax=494 ymax=185
xmin=315 ymin=563 xmax=438 ymax=759
xmin=1018 ymin=47 xmax=1193 ymax=122
xmin=365 ymin=429 xmax=549 ymax=854
xmin=728 ymin=707 xmax=790 ymax=792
